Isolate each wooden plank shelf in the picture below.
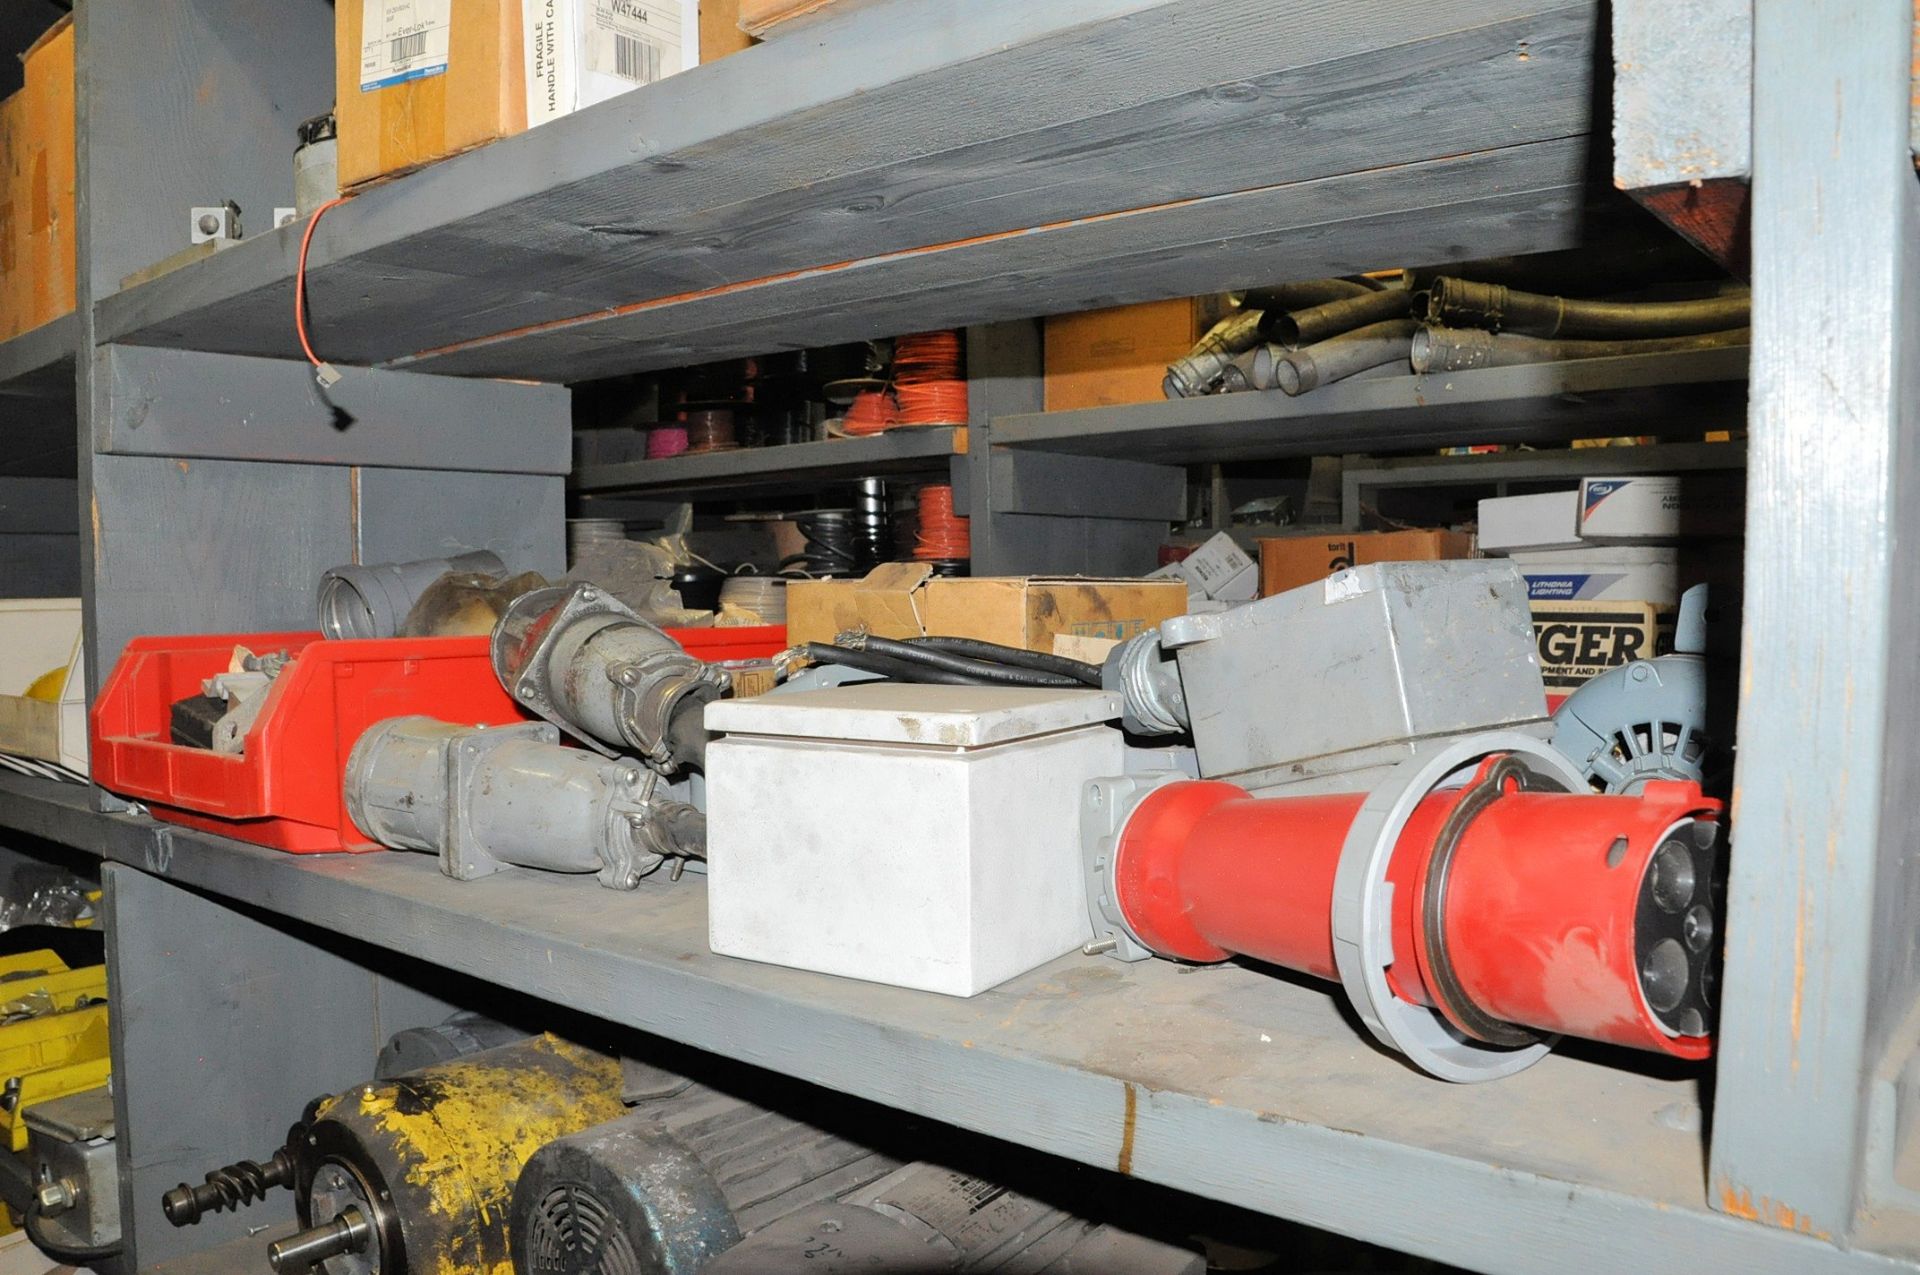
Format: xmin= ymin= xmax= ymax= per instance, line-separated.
xmin=0 ymin=767 xmax=1896 ymax=1275
xmin=0 ymin=313 xmax=77 ymax=401
xmin=988 ymin=348 xmax=1750 ymax=464
xmin=574 ymin=425 xmax=964 ymax=498
xmin=94 ymin=0 xmax=1609 ymax=385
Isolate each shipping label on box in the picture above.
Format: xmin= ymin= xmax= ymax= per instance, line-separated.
xmin=360 ymin=0 xmax=454 ymax=90
xmin=525 ymin=0 xmax=699 ymax=127
xmin=1258 ymin=529 xmax=1474 ymax=597
xmin=1531 ymin=600 xmax=1676 ymax=691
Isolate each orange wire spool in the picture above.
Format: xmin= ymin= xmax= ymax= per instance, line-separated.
xmin=913 ymin=484 xmax=971 ymax=561
xmin=842 ymin=389 xmax=897 ymax=436
xmin=893 ymin=330 xmax=969 ymax=426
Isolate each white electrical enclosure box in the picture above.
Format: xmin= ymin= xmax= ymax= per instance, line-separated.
xmin=705 ymin=684 xmax=1123 ymax=996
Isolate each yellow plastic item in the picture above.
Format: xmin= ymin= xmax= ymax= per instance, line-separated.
xmin=0 ymin=951 xmax=111 ymax=1153
xmin=22 ymin=666 xmax=66 ymax=702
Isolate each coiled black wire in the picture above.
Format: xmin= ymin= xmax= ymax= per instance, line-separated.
xmin=782 ymin=510 xmax=859 ymax=577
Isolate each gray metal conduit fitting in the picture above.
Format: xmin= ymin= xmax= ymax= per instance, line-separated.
xmin=346 ymin=716 xmax=705 ymax=889
xmin=1251 ymin=319 xmax=1422 ymax=395
xmin=1162 ymin=310 xmax=1265 ymax=398
xmin=1425 ymin=276 xmax=1751 ymax=339
xmin=317 ymin=550 xmax=507 ymax=639
xmin=1409 ymin=325 xmax=1751 ymax=374
xmin=490 ymin=583 xmax=729 ymax=772
xmin=1101 ymin=630 xmax=1189 ymax=736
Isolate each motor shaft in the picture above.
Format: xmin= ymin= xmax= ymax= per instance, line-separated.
xmin=268 ymin=1206 xmax=372 ymax=1272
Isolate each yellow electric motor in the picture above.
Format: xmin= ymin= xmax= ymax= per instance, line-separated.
xmin=163 ymin=1034 xmax=625 ymax=1275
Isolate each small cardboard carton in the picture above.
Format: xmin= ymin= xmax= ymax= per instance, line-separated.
xmin=1148 ymin=531 xmax=1258 ymax=605
xmin=1531 ymin=600 xmax=1676 ymax=692
xmin=1258 ymin=529 xmax=1474 ymax=598
xmin=1510 ymin=546 xmax=1680 ymax=606
xmin=787 ymin=564 xmax=1188 ymax=652
xmin=1477 ymin=490 xmax=1582 ymax=554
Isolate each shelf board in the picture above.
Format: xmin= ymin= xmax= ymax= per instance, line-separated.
xmin=574 ymin=426 xmax=964 ymax=498
xmin=0 ymin=312 xmax=77 ymax=400
xmin=94 ymin=0 xmax=1611 ymax=384
xmin=989 ymin=347 xmax=1750 ymax=464
xmin=0 ymin=313 xmax=79 ymax=479
xmin=0 ymin=769 xmax=1895 ymax=1275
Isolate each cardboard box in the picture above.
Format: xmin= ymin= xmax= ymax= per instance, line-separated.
xmin=337 ymin=0 xmax=527 ymax=190
xmin=1148 ymin=531 xmax=1257 ymax=605
xmin=523 ymin=0 xmax=700 ymax=130
xmin=1258 ymin=529 xmax=1475 ymax=598
xmin=1531 ymin=600 xmax=1676 ymax=692
xmin=736 ymin=0 xmax=883 ymax=36
xmin=1577 ymin=475 xmax=1683 ymax=541
xmin=1510 ymin=546 xmax=1679 ymax=606
xmin=0 ymin=16 xmax=75 ymax=342
xmin=1477 ymin=490 xmax=1582 ymax=554
xmin=787 ymin=564 xmax=1188 ymax=652
xmin=337 ymin=0 xmax=729 ymax=190
xmin=1043 ymin=298 xmax=1226 ymax=412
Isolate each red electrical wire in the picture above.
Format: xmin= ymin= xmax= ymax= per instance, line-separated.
xmin=296 ymin=196 xmax=353 ymax=376
xmin=842 ymin=389 xmax=897 ymax=436
xmin=913 ymin=483 xmax=971 ymax=561
xmin=893 ymin=330 xmax=968 ymax=426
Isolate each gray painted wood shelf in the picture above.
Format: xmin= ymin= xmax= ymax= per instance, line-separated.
xmin=574 ymin=425 xmax=963 ymax=497
xmin=92 ymin=0 xmax=1610 ymax=385
xmin=0 ymin=769 xmax=1897 ymax=1275
xmin=0 ymin=312 xmax=77 ymax=400
xmin=988 ymin=348 xmax=1751 ymax=464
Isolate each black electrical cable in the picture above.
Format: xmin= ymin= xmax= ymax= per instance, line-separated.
xmin=799 ymin=643 xmax=980 ymax=686
xmin=25 ymin=1198 xmax=123 ymax=1266
xmin=904 ymin=636 xmax=1104 ymax=686
xmin=850 ymin=635 xmax=1085 ymax=687
xmin=789 ymin=510 xmax=860 ymax=577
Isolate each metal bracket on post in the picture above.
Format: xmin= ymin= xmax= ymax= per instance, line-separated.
xmin=1329 ymin=732 xmax=1583 ymax=1082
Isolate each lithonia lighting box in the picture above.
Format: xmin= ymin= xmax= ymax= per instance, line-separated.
xmin=705 ymin=684 xmax=1123 ymax=996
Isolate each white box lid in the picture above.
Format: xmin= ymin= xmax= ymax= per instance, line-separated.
xmin=706 ymin=684 xmax=1122 ymax=746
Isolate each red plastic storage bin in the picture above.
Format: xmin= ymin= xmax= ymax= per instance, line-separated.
xmin=91 ymin=626 xmax=787 ymax=854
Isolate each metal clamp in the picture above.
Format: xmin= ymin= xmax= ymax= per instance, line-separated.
xmin=1330 ymin=732 xmax=1584 ymax=1082
xmin=1420 ymin=755 xmax=1566 ymax=1048
xmin=1078 ymin=772 xmax=1190 ymax=962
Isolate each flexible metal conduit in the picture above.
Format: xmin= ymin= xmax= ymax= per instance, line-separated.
xmin=1411 ymin=326 xmax=1751 ymax=374
xmin=1427 ymin=277 xmax=1751 ymax=339
xmin=1261 ymin=288 xmax=1415 ymax=349
xmin=1252 ymin=319 xmax=1422 ymax=395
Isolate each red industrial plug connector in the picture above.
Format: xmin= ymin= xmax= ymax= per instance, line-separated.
xmin=1082 ymin=734 xmax=1723 ymax=1082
